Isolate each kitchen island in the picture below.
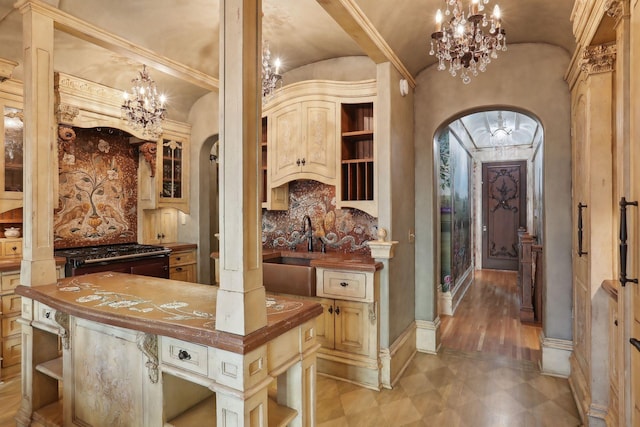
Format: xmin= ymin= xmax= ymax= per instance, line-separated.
xmin=15 ymin=272 xmax=322 ymax=427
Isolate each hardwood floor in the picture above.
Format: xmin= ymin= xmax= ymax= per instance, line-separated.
xmin=440 ymin=269 xmax=542 ymax=364
xmin=0 ymin=376 xmax=20 ymax=427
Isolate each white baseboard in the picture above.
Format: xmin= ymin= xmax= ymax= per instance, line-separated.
xmin=438 ymin=290 xmax=453 ymax=316
xmin=540 ymin=332 xmax=573 ymax=377
xmin=380 ymin=322 xmax=417 ymax=389
xmin=415 ymin=318 xmax=441 ymax=354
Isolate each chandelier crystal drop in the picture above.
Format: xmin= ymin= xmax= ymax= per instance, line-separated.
xmin=262 ymin=41 xmax=282 ymax=101
xmin=429 ymin=0 xmax=506 ymax=84
xmin=121 ymin=65 xmax=166 ymax=138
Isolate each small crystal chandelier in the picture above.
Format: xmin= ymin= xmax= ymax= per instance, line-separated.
xmin=429 ymin=0 xmax=506 ymax=84
xmin=490 ymin=111 xmax=513 ymax=141
xmin=121 ymin=65 xmax=166 ymax=138
xmin=262 ymin=41 xmax=282 ymax=101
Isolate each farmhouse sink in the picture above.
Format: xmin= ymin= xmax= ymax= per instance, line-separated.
xmin=263 ymin=257 xmax=316 ymax=297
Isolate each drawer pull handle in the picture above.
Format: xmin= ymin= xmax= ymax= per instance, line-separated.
xmin=340 ymin=282 xmax=349 ymax=287
xmin=45 ymin=311 xmax=51 ymax=318
xmin=335 ymin=306 xmax=340 ymax=315
xmin=11 ymin=246 xmax=17 ymax=251
xmin=176 ymin=257 xmax=181 ymax=261
xmin=176 ymin=267 xmax=183 ymax=271
xmin=631 ymin=338 xmax=640 ymax=352
xmin=178 ymin=349 xmax=192 ymax=360
xmin=328 ymin=306 xmax=333 ymax=314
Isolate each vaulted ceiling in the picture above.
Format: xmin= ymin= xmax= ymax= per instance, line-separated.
xmin=0 ymin=0 xmax=577 ymax=121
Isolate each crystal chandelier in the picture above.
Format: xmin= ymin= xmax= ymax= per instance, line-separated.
xmin=121 ymin=65 xmax=166 ymax=138
xmin=262 ymin=41 xmax=282 ymax=101
xmin=429 ymin=0 xmax=506 ymax=84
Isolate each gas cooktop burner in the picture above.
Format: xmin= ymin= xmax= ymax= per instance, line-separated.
xmin=55 ymin=243 xmax=171 ymax=267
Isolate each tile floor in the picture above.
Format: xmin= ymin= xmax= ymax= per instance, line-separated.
xmin=316 ymin=348 xmax=581 ymax=427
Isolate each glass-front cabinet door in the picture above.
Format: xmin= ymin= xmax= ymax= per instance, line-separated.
xmin=157 ymin=136 xmax=189 ymax=212
xmin=2 ymin=105 xmax=23 ymax=200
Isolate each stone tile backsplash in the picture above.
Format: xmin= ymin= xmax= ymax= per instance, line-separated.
xmin=262 ymin=180 xmax=377 ymax=254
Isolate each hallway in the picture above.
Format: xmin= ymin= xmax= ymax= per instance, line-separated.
xmin=0 ymin=271 xmax=581 ymax=426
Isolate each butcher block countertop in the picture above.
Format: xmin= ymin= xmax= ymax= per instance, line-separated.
xmin=211 ymin=249 xmax=383 ymax=273
xmin=15 ymin=271 xmax=322 ymax=354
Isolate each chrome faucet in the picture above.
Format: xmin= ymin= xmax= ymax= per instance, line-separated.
xmin=302 ymin=215 xmax=313 ymax=252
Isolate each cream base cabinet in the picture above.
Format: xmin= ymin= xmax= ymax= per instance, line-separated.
xmin=268 ymin=100 xmax=337 ymax=188
xmin=314 ymin=267 xmax=380 ymax=390
xmin=316 ymin=297 xmax=374 ymax=357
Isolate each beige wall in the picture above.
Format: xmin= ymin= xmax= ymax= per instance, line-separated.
xmin=376 ymin=63 xmax=416 ymax=346
xmin=414 ymin=43 xmax=573 ymax=341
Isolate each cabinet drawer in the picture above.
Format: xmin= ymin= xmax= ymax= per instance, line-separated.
xmin=317 ymin=269 xmax=369 ymax=301
xmin=170 ymin=250 xmax=196 ymax=267
xmin=1 ymin=294 xmax=21 ymax=315
xmin=1 ymin=334 xmax=21 ymax=367
xmin=160 ymin=336 xmax=208 ymax=376
xmin=2 ymin=314 xmax=20 ymax=337
xmin=34 ymin=301 xmax=58 ymax=327
xmin=0 ymin=272 xmax=20 ymax=292
xmin=170 ymin=265 xmax=195 ymax=283
xmin=2 ymin=240 xmax=22 ymax=257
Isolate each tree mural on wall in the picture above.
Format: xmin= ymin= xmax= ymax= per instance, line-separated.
xmin=54 ymin=126 xmax=138 ymax=248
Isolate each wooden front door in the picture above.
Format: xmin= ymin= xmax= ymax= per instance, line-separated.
xmin=482 ymin=161 xmax=527 ymax=271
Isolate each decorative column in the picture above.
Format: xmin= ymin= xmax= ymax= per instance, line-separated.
xmin=15 ymin=2 xmax=58 ymax=425
xmin=215 ymin=1 xmax=269 ymax=425
xmin=17 ymin=0 xmax=58 ymax=287
xmin=216 ymin=0 xmax=267 ymax=335
xmin=367 ymin=227 xmax=399 ymax=388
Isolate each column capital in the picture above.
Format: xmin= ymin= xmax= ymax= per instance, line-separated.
xmin=580 ymin=44 xmax=616 ymax=75
xmin=604 ymin=0 xmax=625 ymax=21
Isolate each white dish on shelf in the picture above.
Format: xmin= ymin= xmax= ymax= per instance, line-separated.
xmin=4 ymin=227 xmax=20 ymax=238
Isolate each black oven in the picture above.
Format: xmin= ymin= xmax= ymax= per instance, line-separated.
xmin=55 ymin=244 xmax=171 ymax=278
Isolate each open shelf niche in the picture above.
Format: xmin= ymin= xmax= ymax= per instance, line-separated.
xmin=340 ymin=102 xmax=374 ymax=202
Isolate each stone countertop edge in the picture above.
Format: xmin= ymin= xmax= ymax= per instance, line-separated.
xmin=163 ymin=242 xmax=197 ymax=251
xmin=0 ymin=256 xmax=66 ymax=272
xmin=211 ymin=249 xmax=383 ymax=273
xmin=15 ymin=272 xmax=323 ymax=355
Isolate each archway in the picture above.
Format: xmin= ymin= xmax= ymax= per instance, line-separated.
xmin=198 ymin=134 xmax=219 ymax=284
xmin=434 ymin=108 xmax=543 ymax=318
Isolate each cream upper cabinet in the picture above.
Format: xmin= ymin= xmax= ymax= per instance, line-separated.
xmin=0 ymin=79 xmax=24 ymax=213
xmin=269 ymin=99 xmax=337 ymax=187
xmin=157 ymin=135 xmax=189 ymax=212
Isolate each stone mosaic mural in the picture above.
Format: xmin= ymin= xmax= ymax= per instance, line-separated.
xmin=262 ymin=180 xmax=377 ymax=254
xmin=54 ymin=126 xmax=138 ymax=248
